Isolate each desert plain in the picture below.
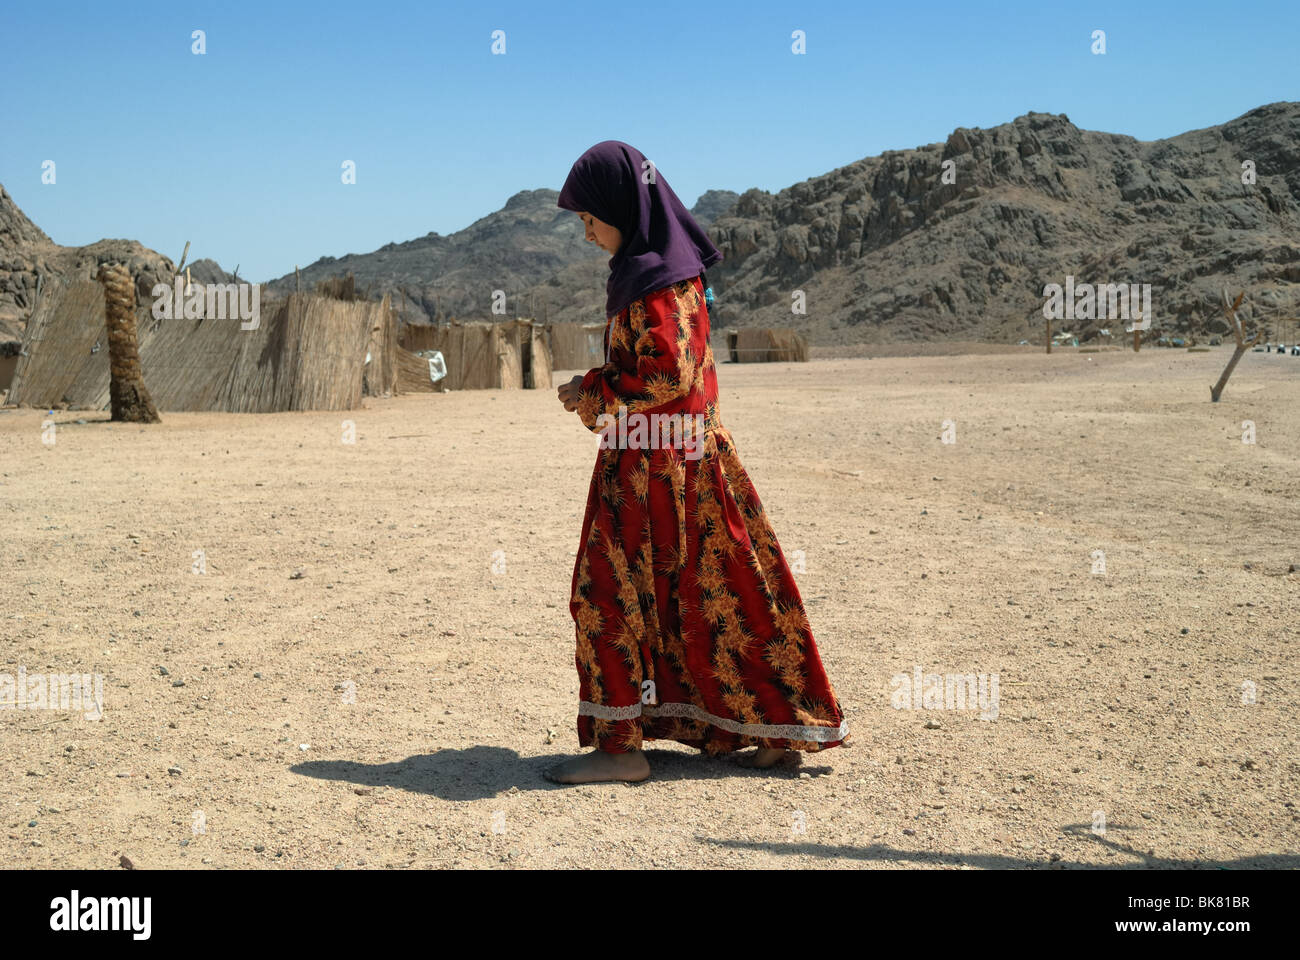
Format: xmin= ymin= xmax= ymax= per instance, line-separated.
xmin=1 ymin=345 xmax=1297 ymax=869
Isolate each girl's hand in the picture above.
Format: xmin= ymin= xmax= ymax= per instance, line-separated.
xmin=556 ymin=374 xmax=585 ymax=412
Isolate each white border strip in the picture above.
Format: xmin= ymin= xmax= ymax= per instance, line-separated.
xmin=578 ymin=700 xmax=848 ymax=743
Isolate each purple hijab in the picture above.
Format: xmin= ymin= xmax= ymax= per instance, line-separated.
xmin=557 ymin=140 xmax=722 ymax=320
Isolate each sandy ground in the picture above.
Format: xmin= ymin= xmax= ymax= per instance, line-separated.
xmin=1 ymin=346 xmax=1297 ymax=870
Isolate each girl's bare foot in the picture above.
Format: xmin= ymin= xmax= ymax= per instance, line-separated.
xmin=736 ymin=747 xmax=800 ymax=769
xmin=544 ymin=749 xmax=651 ymax=784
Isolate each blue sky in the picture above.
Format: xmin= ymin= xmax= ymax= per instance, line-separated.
xmin=2 ymin=0 xmax=1295 ymax=282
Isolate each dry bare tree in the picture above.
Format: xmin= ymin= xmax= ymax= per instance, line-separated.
xmin=97 ymin=262 xmax=161 ymax=422
xmin=1209 ymin=290 xmax=1262 ymax=403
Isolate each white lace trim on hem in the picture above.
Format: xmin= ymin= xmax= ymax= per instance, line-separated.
xmin=577 ymin=700 xmax=847 ymax=742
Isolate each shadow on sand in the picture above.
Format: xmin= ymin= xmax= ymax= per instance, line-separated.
xmin=292 ymin=745 xmax=829 ymax=802
xmin=698 ymin=822 xmax=1300 ymax=869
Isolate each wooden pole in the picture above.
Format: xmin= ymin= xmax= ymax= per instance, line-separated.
xmin=175 ymin=240 xmax=190 ymax=277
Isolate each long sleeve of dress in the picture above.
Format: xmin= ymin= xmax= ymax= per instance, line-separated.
xmin=574 ymin=283 xmax=701 ymax=434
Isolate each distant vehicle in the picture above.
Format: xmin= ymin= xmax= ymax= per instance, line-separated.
xmin=1292 ymin=344 xmax=1300 ymax=356
xmin=1018 ymin=339 xmax=1029 ymax=345
xmin=1171 ymin=337 xmax=1185 ymax=347
xmin=1278 ymin=344 xmax=1290 ymax=354
xmin=1156 ymin=336 xmax=1170 ymax=346
xmin=1209 ymin=336 xmax=1222 ymax=345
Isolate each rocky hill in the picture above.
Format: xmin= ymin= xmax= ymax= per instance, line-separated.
xmin=260 ymin=188 xmax=597 ymax=324
xmin=701 ymin=102 xmax=1299 ymax=344
xmin=0 ymin=184 xmax=178 ymax=342
xmin=260 ymin=187 xmax=739 ymax=325
xmin=4 ymin=105 xmax=1295 ymax=345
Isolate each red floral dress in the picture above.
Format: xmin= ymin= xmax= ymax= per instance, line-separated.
xmin=570 ymin=275 xmax=848 ymax=755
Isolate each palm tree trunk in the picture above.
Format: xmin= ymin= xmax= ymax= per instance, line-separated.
xmin=98 ymin=263 xmax=161 ymax=423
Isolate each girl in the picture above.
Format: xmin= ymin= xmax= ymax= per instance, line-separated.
xmin=547 ymin=141 xmax=847 ymax=784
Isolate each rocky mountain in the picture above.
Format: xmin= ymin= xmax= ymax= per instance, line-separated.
xmin=184 ymin=258 xmax=241 ymax=285
xmin=690 ymin=189 xmax=741 ymax=226
xmin=259 ymin=188 xmax=595 ymax=324
xmin=0 ymin=184 xmax=178 ymax=342
xmin=4 ymin=104 xmax=1295 ymax=345
xmin=701 ymin=102 xmax=1300 ymax=344
xmin=1 ymin=184 xmax=56 ymax=341
xmin=257 ymin=187 xmax=738 ymax=325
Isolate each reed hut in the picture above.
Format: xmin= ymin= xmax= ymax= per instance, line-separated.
xmin=548 ymin=322 xmax=606 ymax=370
xmin=0 ymin=340 xmax=20 ymax=394
xmin=363 ymin=294 xmax=397 ymax=398
xmin=398 ymin=320 xmax=550 ymax=390
xmin=505 ymin=319 xmax=552 ymax=389
xmin=7 ymin=277 xmax=395 ymax=412
xmin=396 ymin=347 xmax=444 ymax=393
xmin=724 ymin=327 xmax=809 ymax=363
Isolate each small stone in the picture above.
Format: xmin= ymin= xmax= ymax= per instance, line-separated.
xmin=290 ymin=569 xmax=305 ymax=580
xmin=254 ymin=844 xmax=265 ymax=853
xmin=167 ymin=766 xmax=182 ymax=776
xmin=924 ymin=719 xmax=941 ymax=730
xmin=119 ymin=854 xmax=136 ymax=870
xmin=354 ymin=787 xmax=373 ymax=795
xmin=902 ymin=828 xmax=916 ymax=836
xmin=158 ymin=666 xmax=169 ymax=676
xmin=172 ymin=679 xmax=185 ymax=687
xmin=1180 ymin=627 xmax=1189 ymax=635
xmin=27 ymin=820 xmax=37 ymax=827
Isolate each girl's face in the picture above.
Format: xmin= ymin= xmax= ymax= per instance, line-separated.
xmin=577 ymin=211 xmax=622 ymax=254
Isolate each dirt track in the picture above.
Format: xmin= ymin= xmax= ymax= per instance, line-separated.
xmin=2 ymin=347 xmax=1297 ymax=869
